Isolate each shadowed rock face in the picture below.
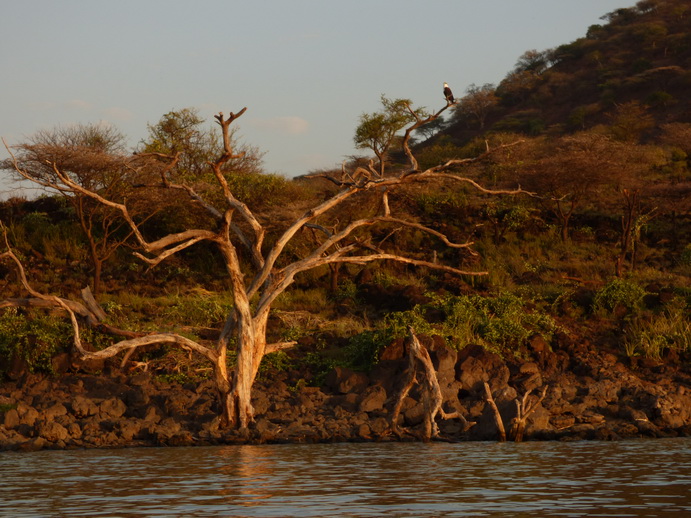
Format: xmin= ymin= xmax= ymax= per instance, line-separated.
xmin=1 ymin=337 xmax=690 ymax=451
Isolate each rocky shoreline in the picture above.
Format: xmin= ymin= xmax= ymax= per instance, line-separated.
xmin=2 ymin=334 xmax=691 ymax=452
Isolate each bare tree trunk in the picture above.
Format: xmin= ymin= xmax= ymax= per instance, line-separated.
xmin=391 ymin=328 xmax=474 ymax=441
xmin=483 ymin=382 xmax=507 ymax=442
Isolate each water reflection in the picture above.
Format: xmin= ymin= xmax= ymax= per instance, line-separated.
xmin=219 ymin=444 xmax=277 ymax=506
xmin=0 ymin=439 xmax=690 ymax=517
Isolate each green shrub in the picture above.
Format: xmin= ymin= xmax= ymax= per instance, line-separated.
xmin=0 ymin=308 xmax=114 ymax=376
xmin=0 ymin=308 xmax=71 ymax=374
xmin=623 ymin=300 xmax=691 ymax=359
xmin=342 ymin=292 xmax=561 ymax=366
xmin=343 ymin=330 xmax=393 ymax=372
xmin=161 ymin=290 xmax=232 ymax=328
xmin=439 ymin=292 xmax=559 ymax=351
xmin=258 ymin=350 xmax=294 ymax=377
xmin=593 ymin=278 xmax=645 ymax=314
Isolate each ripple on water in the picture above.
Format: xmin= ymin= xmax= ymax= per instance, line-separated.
xmin=1 ymin=439 xmax=690 ymax=517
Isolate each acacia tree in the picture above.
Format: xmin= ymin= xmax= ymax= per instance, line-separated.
xmin=516 ymin=133 xmax=637 ymax=241
xmin=1 ymin=124 xmax=135 ymax=294
xmin=140 ymin=107 xmax=264 ymax=180
xmin=354 ymin=95 xmax=422 ymax=176
xmin=455 ymin=83 xmax=499 ymax=129
xmin=2 ymin=100 xmax=527 ymax=431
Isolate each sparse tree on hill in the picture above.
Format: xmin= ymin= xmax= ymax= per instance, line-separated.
xmin=354 ymin=95 xmax=422 ymax=176
xmin=1 ymin=123 xmax=135 ymax=294
xmin=455 ymin=83 xmax=499 ymax=129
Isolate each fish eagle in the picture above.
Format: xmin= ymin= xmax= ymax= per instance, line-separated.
xmin=443 ymin=82 xmax=455 ymax=104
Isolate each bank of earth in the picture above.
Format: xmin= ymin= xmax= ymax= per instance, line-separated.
xmin=2 ymin=333 xmax=691 ymax=452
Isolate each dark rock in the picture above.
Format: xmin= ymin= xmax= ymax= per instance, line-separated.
xmin=550 ymin=414 xmax=576 ymax=429
xmin=117 ymin=419 xmax=142 ymax=441
xmin=72 ymin=356 xmax=106 ymax=374
xmin=66 ymin=422 xmax=82 ymax=440
xmin=18 ymin=437 xmax=46 ymax=452
xmin=143 ymin=406 xmax=163 ymax=423
xmin=3 ymin=408 xmax=20 ymax=429
xmin=379 ymin=338 xmax=405 ymax=361
xmin=45 ymin=403 xmax=68 ymax=420
xmin=588 ymin=379 xmax=621 ymax=404
xmin=324 ymin=367 xmax=369 ymax=394
xmin=457 ymin=345 xmax=509 ymax=393
xmin=403 ymin=402 xmax=425 ymax=426
xmin=526 ymin=405 xmax=552 ymax=436
xmin=329 ymin=393 xmax=359 ymax=413
xmin=51 ymin=353 xmax=72 ymax=375
xmin=71 ymin=395 xmax=99 ymax=418
xmin=37 ymin=420 xmax=69 ymax=442
xmin=99 ymin=397 xmax=127 ymax=419
xmin=358 ymin=385 xmax=387 ymax=413
xmin=427 ymin=337 xmax=457 ymax=377
xmin=252 ymin=392 xmax=272 ymax=416
xmin=124 ymin=387 xmax=150 ymax=409
xmin=16 ymin=402 xmax=39 ymax=426
xmin=5 ymin=355 xmax=31 ymax=381
xmin=370 ymin=417 xmax=390 ymax=436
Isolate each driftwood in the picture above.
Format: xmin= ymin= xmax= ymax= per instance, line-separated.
xmin=484 ymin=381 xmax=548 ymax=442
xmin=391 ymin=327 xmax=475 ymax=441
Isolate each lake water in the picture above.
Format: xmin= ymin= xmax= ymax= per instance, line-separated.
xmin=1 ymin=439 xmax=690 ymax=517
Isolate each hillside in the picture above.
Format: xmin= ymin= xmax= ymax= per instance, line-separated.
xmin=436 ymin=0 xmax=691 ymax=146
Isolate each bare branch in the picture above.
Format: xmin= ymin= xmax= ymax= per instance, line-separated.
xmin=401 ymin=103 xmax=453 ymax=170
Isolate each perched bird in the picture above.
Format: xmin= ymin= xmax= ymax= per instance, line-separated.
xmin=443 ymin=82 xmax=455 ymax=104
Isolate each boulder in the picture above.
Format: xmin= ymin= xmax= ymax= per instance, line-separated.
xmin=457 ymin=344 xmax=509 ymax=393
xmin=16 ymin=402 xmax=40 ymax=426
xmin=71 ymin=395 xmax=99 ymax=418
xmin=37 ymin=420 xmax=69 ymax=443
xmin=99 ymin=397 xmax=127 ymax=419
xmin=358 ymin=385 xmax=387 ymax=413
xmin=45 ymin=403 xmax=68 ymax=420
xmin=324 ymin=367 xmax=369 ymax=394
xmin=3 ymin=408 xmax=20 ymax=429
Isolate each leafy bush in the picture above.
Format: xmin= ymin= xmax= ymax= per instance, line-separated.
xmin=593 ymin=278 xmax=646 ymax=314
xmin=342 ymin=330 xmax=393 ymax=372
xmin=258 ymin=350 xmax=294 ymax=378
xmin=438 ymin=292 xmax=559 ymax=351
xmin=623 ymin=300 xmax=691 ymax=359
xmin=161 ymin=290 xmax=232 ymax=328
xmin=0 ymin=308 xmax=107 ymax=375
xmin=339 ymin=291 xmax=561 ymax=368
xmin=0 ymin=308 xmax=72 ymax=374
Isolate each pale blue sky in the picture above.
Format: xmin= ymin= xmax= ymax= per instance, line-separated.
xmin=1 ymin=0 xmax=630 ymax=195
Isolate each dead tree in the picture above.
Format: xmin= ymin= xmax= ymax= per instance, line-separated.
xmin=483 ymin=382 xmax=508 ymax=442
xmin=483 ymin=381 xmax=548 ymax=442
xmin=390 ymin=328 xmax=475 ymax=441
xmin=3 ymin=101 xmax=529 ymax=431
xmin=509 ymin=386 xmax=548 ymax=442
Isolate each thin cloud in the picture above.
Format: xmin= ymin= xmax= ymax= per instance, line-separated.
xmin=101 ymin=106 xmax=134 ymax=122
xmin=250 ymin=116 xmax=309 ymax=135
xmin=66 ymin=99 xmax=92 ymax=110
